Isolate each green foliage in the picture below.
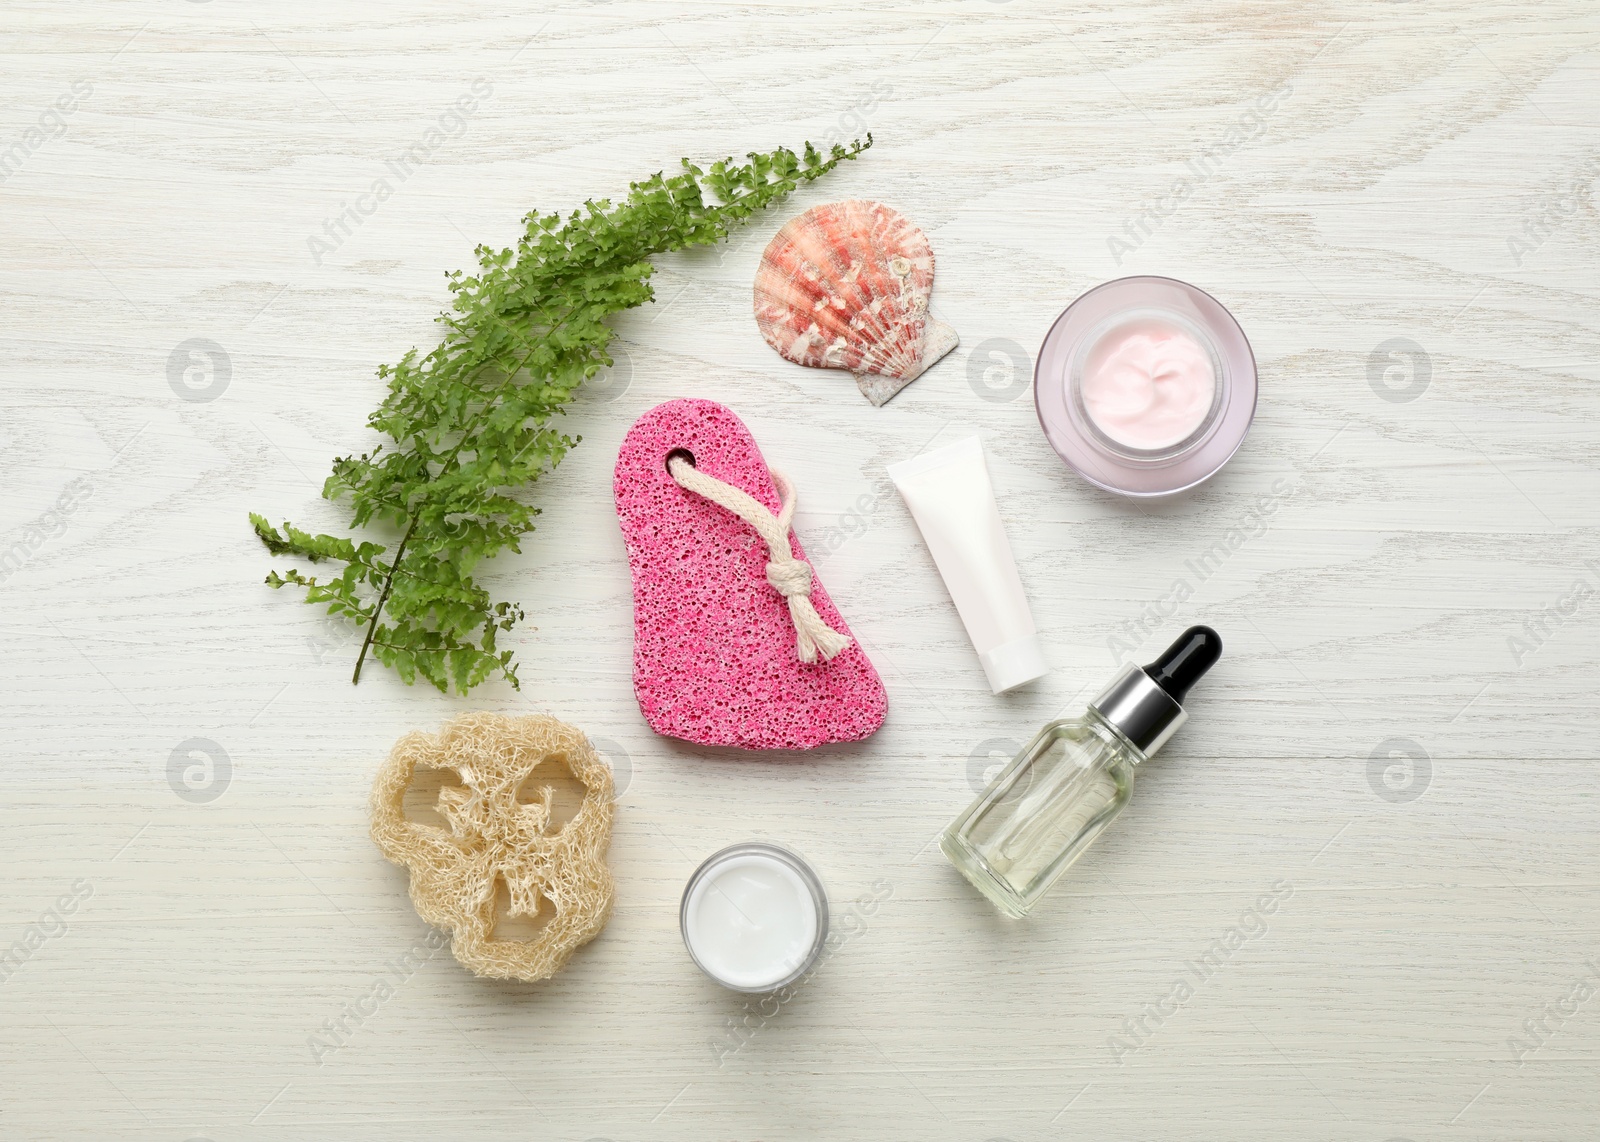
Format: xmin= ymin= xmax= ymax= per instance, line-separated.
xmin=253 ymin=137 xmax=871 ymax=694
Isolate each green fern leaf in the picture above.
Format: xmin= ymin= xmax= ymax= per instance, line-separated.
xmin=252 ymin=138 xmax=870 ymax=693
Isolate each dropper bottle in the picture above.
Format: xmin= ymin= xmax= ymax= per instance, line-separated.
xmin=941 ymin=626 xmax=1222 ymax=917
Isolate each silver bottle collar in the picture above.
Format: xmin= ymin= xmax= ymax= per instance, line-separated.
xmin=1090 ymin=664 xmax=1187 ymax=757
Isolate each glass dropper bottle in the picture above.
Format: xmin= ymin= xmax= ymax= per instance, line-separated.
xmin=941 ymin=626 xmax=1222 ymax=917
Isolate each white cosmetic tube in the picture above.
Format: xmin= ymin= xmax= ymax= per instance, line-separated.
xmin=887 ymin=437 xmax=1048 ymax=693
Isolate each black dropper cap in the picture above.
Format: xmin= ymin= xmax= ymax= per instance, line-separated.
xmin=1143 ymin=625 xmax=1222 ymax=704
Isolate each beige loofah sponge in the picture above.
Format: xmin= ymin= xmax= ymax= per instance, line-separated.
xmin=371 ymin=712 xmax=615 ymax=982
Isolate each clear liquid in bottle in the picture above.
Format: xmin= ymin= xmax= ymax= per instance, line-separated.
xmin=941 ymin=626 xmax=1222 ymax=917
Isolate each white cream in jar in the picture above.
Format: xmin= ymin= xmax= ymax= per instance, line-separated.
xmin=680 ymin=843 xmax=828 ymax=992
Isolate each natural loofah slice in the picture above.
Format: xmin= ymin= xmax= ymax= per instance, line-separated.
xmin=614 ymin=398 xmax=887 ymax=750
xmin=371 ymin=712 xmax=614 ymax=982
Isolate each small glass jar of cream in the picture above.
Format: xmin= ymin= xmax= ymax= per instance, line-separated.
xmin=1034 ymin=276 xmax=1257 ymax=497
xmin=680 ymin=842 xmax=828 ymax=993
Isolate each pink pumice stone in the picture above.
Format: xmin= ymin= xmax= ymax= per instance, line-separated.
xmin=613 ymin=399 xmax=887 ymax=750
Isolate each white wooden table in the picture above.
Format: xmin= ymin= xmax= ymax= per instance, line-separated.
xmin=4 ymin=4 xmax=1598 ymax=1139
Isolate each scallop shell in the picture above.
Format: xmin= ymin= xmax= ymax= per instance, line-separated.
xmin=753 ymin=200 xmax=958 ymax=406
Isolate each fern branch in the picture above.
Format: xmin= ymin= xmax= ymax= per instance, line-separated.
xmin=252 ymin=137 xmax=871 ymax=694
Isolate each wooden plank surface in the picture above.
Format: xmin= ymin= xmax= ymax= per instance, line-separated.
xmin=2 ymin=2 xmax=1598 ymax=1139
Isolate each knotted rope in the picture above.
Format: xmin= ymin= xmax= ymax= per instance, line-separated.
xmin=667 ymin=455 xmax=851 ymax=664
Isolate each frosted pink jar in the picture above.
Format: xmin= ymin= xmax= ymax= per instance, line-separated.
xmin=1034 ymin=277 xmax=1257 ymax=498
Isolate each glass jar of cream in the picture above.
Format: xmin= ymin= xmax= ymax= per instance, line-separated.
xmin=1034 ymin=276 xmax=1257 ymax=497
xmin=680 ymin=842 xmax=828 ymax=993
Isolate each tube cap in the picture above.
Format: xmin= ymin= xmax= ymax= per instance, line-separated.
xmin=978 ymin=634 xmax=1049 ymax=694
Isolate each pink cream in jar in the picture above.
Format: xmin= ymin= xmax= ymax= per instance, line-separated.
xmin=1034 ymin=277 xmax=1258 ymax=498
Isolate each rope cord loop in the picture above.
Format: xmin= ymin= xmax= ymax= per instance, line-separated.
xmin=666 ymin=455 xmax=852 ymax=664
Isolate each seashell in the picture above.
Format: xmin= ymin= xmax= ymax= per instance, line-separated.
xmin=753 ymin=200 xmax=958 ymax=407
